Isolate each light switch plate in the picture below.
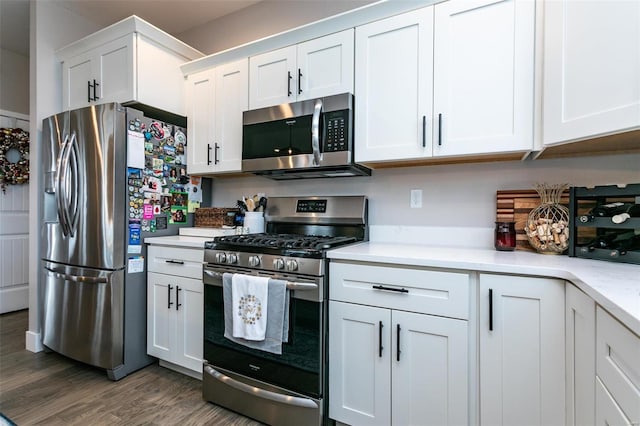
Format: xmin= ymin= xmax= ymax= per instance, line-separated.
xmin=410 ymin=189 xmax=422 ymax=208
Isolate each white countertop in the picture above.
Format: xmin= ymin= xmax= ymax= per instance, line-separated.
xmin=144 ymin=235 xmax=211 ymax=248
xmin=328 ymin=242 xmax=640 ymax=336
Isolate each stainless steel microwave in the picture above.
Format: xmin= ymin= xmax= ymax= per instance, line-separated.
xmin=242 ymin=93 xmax=371 ymax=179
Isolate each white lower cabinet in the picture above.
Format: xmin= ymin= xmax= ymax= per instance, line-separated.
xmin=479 ymin=274 xmax=565 ymax=425
xmin=146 ymin=245 xmax=204 ymax=375
xmin=595 ymin=306 xmax=640 ymax=424
xmin=329 ymin=262 xmax=470 ymax=426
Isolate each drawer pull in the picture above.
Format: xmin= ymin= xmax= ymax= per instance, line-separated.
xmin=165 ymin=260 xmax=185 ymax=265
xmin=378 ymin=321 xmax=384 ymax=357
xmin=372 ymin=284 xmax=409 ymax=294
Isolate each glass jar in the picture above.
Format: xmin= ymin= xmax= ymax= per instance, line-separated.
xmin=495 ymin=221 xmax=516 ymax=251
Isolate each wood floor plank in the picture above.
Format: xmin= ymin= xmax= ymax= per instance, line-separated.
xmin=0 ymin=310 xmax=264 ymax=425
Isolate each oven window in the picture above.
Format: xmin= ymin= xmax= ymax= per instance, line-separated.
xmin=242 ymin=115 xmax=314 ymax=159
xmin=204 ymin=285 xmax=322 ymax=397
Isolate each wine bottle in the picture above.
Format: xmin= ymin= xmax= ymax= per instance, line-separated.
xmin=609 ymin=234 xmax=640 ymax=257
xmin=611 ymin=204 xmax=640 ymax=224
xmin=579 ymin=202 xmax=634 ymax=223
xmin=582 ymin=230 xmax=637 ymax=252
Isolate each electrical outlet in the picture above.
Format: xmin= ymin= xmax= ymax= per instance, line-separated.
xmin=410 ymin=189 xmax=422 ymax=208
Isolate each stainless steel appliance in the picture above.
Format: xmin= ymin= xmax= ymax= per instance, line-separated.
xmin=41 ymin=103 xmax=190 ymax=380
xmin=202 ymin=196 xmax=368 ymax=426
xmin=242 ymin=93 xmax=371 ymax=179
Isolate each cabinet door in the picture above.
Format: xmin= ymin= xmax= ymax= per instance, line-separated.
xmin=174 ymin=276 xmax=203 ymax=373
xmin=186 ymin=69 xmax=216 ymax=175
xmin=296 ymin=29 xmax=354 ymax=101
xmin=595 ymin=377 xmax=633 ymax=426
xmin=147 ymin=272 xmax=175 ymax=361
xmin=64 ymin=52 xmax=94 ymax=110
xmin=249 ymin=46 xmax=296 ymax=109
xmin=565 ymin=284 xmax=596 ymax=426
xmin=392 ymin=310 xmax=468 ymax=426
xmin=329 ymin=301 xmax=391 ymax=426
xmin=93 ymin=34 xmax=135 ymax=106
xmin=433 ymin=0 xmax=534 ymax=157
xmin=479 ymin=274 xmax=565 ymax=425
xmin=214 ymin=58 xmax=248 ymax=173
xmin=354 ymin=7 xmax=434 ymax=163
xmin=544 ymin=0 xmax=640 ymax=145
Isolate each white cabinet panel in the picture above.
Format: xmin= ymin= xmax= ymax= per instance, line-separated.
xmin=186 ymin=69 xmax=215 ymax=175
xmin=96 ymin=35 xmax=134 ymax=105
xmin=479 ymin=274 xmax=565 ymax=425
xmin=544 ymin=0 xmax=640 ymax=144
xmin=249 ymin=46 xmax=296 ymax=109
xmin=596 ymin=377 xmax=633 ymax=426
xmin=147 ymin=272 xmax=174 ymax=358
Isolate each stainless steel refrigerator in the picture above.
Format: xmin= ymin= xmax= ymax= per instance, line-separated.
xmin=41 ymin=103 xmax=191 ymax=380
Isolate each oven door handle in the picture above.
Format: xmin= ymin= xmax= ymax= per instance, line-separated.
xmin=203 ymin=269 xmax=318 ymax=291
xmin=204 ymin=365 xmax=319 ymax=409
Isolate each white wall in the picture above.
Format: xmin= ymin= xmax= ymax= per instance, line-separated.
xmin=178 ymin=0 xmax=375 ymax=54
xmin=209 ymin=153 xmax=640 ymax=227
xmin=0 ymin=49 xmax=29 ymax=114
xmin=27 ymin=0 xmax=102 ymax=350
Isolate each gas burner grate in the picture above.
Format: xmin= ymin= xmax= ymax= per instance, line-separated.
xmin=212 ymin=233 xmax=357 ymax=252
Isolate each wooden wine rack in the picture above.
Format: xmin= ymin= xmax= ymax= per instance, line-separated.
xmin=569 ymin=183 xmax=640 ymax=265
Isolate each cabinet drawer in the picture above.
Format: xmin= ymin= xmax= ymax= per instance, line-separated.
xmin=596 ymin=307 xmax=640 ymax=423
xmin=329 ymin=262 xmax=470 ymax=319
xmin=147 ymin=245 xmax=204 ymax=279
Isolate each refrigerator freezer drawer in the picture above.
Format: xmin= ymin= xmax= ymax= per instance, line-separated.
xmin=41 ymin=261 xmax=125 ymax=370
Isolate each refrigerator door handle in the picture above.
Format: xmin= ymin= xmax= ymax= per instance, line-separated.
xmin=66 ymin=132 xmax=80 ymax=237
xmin=44 ymin=266 xmax=110 ymax=284
xmin=55 ymin=134 xmax=70 ymax=236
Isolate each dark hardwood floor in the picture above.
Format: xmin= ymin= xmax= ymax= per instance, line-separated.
xmin=0 ymin=309 xmax=263 ymax=425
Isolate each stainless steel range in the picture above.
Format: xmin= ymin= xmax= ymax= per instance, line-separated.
xmin=202 ymin=196 xmax=367 ymax=426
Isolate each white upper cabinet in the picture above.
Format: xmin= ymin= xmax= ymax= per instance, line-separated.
xmin=186 ymin=58 xmax=248 ymax=175
xmin=58 ymin=16 xmax=203 ymax=116
xmin=354 ymin=7 xmax=434 ymax=162
xmin=433 ymin=0 xmax=535 ymax=157
xmin=543 ymin=0 xmax=640 ymax=145
xmin=249 ymin=29 xmax=354 ymax=109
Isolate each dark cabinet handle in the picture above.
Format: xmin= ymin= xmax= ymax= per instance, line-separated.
xmin=214 ymin=142 xmax=220 ymax=165
xmin=298 ymin=68 xmax=303 ymax=95
xmin=489 ymin=288 xmax=494 ymax=331
xmin=422 ymin=115 xmax=427 ymax=147
xmin=207 ymin=143 xmax=212 ymax=165
xmin=372 ymin=285 xmax=409 ymax=294
xmin=176 ymin=286 xmax=182 ymax=310
xmin=165 ymin=259 xmax=184 ymax=265
xmin=93 ymin=79 xmax=99 ymax=100
xmin=438 ymin=113 xmax=443 ymax=146
xmin=378 ymin=321 xmax=384 ymax=357
xmin=396 ymin=324 xmax=401 ymax=362
xmin=168 ymin=284 xmax=173 ymax=309
xmin=287 ymin=71 xmax=292 ymax=96
xmin=87 ymin=81 xmax=92 ymax=102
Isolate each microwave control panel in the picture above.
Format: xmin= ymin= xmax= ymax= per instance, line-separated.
xmin=324 ymin=110 xmax=350 ymax=152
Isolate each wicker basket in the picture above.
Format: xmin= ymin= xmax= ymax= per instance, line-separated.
xmin=194 ymin=207 xmax=238 ymax=227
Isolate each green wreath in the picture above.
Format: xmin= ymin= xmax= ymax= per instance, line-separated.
xmin=0 ymin=127 xmax=30 ymax=193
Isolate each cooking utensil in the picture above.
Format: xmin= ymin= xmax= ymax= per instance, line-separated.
xmin=245 ymin=197 xmax=255 ymax=212
xmin=236 ymin=200 xmax=248 ymax=212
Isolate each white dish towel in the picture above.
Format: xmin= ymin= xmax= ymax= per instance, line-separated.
xmin=231 ymin=273 xmax=270 ymax=341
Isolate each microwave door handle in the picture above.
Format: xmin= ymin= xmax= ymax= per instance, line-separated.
xmin=311 ymin=98 xmax=323 ymax=166
xmin=55 ymin=134 xmax=70 ymax=236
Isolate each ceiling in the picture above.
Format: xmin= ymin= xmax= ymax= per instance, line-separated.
xmin=0 ymin=0 xmax=263 ymax=57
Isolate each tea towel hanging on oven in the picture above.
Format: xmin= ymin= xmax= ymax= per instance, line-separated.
xmin=231 ymin=274 xmax=269 ymax=340
xmin=223 ymin=273 xmax=290 ymax=354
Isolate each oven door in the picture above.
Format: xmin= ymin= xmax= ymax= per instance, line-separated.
xmin=202 ymin=265 xmax=325 ymax=398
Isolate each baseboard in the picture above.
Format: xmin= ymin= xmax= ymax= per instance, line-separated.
xmin=0 ymin=285 xmax=28 ymax=314
xmin=25 ymin=330 xmax=43 ymax=353
xmin=159 ymin=359 xmax=202 ymax=380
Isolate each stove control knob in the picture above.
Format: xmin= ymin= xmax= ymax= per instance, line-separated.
xmin=215 ymin=252 xmax=226 ymax=264
xmin=285 ymin=259 xmax=298 ymax=272
xmin=227 ymin=253 xmax=238 ymax=264
xmin=273 ymin=258 xmax=285 ymax=270
xmin=248 ymin=255 xmax=261 ymax=267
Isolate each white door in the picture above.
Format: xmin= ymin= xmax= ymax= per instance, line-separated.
xmin=354 ymin=6 xmax=434 ymax=162
xmin=214 ymin=58 xmax=248 ymax=173
xmin=64 ymin=52 xmax=94 ymax=110
xmin=479 ymin=274 xmax=565 ymax=426
xmin=147 ymin=272 xmax=175 ymax=361
xmin=186 ymin=69 xmax=216 ymax=175
xmin=566 ymin=284 xmax=596 ymax=426
xmin=297 ymin=30 xmax=354 ymax=101
xmin=392 ymin=310 xmax=468 ymax=426
xmin=544 ymin=0 xmax=640 ymax=145
xmin=174 ymin=277 xmax=203 ymax=372
xmin=249 ymin=46 xmax=296 ymax=109
xmin=329 ymin=301 xmax=391 ymax=426
xmin=433 ymin=0 xmax=534 ymax=157
xmin=94 ymin=34 xmax=135 ymax=106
